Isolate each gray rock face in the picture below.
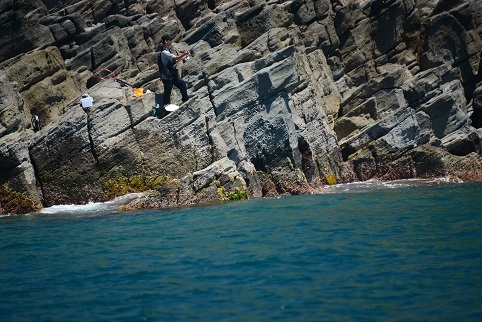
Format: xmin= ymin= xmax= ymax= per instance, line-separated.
xmin=1 ymin=0 xmax=482 ymax=213
xmin=0 ymin=72 xmax=26 ymax=136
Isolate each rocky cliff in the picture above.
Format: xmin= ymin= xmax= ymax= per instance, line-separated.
xmin=1 ymin=0 xmax=482 ymax=214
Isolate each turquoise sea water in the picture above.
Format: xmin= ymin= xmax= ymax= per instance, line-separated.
xmin=1 ymin=181 xmax=481 ymax=321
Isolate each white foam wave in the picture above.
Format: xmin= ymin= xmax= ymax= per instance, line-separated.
xmin=324 ymin=177 xmax=458 ymax=192
xmin=39 ymin=193 xmax=143 ymax=215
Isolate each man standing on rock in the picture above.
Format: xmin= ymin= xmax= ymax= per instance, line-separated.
xmin=158 ymin=34 xmax=191 ymax=106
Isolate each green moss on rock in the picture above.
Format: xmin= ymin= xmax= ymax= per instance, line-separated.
xmin=324 ymin=174 xmax=337 ymax=185
xmin=0 ymin=184 xmax=40 ymax=215
xmin=101 ymin=175 xmax=173 ymax=198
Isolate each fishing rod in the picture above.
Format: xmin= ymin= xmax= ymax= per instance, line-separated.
xmin=183 ymin=14 xmax=228 ymax=61
xmin=185 ymin=24 xmax=218 ymax=60
xmin=93 ymin=67 xmax=146 ymax=97
xmin=93 ymin=67 xmax=133 ymax=86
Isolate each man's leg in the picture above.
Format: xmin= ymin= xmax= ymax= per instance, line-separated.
xmin=173 ymin=76 xmax=189 ymax=102
xmin=162 ymin=78 xmax=173 ymax=105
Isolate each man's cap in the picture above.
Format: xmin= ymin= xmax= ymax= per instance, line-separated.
xmin=82 ymin=93 xmax=89 ymax=98
xmin=161 ymin=34 xmax=173 ymax=42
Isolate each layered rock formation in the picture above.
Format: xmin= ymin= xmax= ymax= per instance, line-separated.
xmin=1 ymin=0 xmax=481 ymax=214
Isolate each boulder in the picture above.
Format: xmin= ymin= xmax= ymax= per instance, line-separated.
xmin=0 ymin=0 xmax=54 ymax=60
xmin=0 ymin=73 xmax=27 ymax=136
xmin=0 ymin=132 xmax=42 ymax=207
xmin=122 ymin=157 xmax=248 ymax=210
xmin=1 ymin=0 xmax=482 ymax=213
xmin=341 ymin=107 xmax=423 ymax=162
xmin=3 ymin=47 xmax=80 ymax=126
xmin=471 ymin=84 xmax=482 ymax=128
xmin=420 ymin=0 xmax=481 ymax=83
xmin=29 ymin=106 xmax=106 ymax=206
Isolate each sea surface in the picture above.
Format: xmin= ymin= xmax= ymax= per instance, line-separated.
xmin=1 ymin=180 xmax=481 ymax=321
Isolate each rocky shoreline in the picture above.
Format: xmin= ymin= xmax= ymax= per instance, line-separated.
xmin=1 ymin=0 xmax=482 ymax=215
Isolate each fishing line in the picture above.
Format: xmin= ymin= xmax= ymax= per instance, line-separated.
xmin=188 ymin=24 xmax=218 ymax=54
xmin=184 ymin=14 xmax=228 ymax=60
xmin=93 ymin=67 xmax=145 ymax=97
xmin=93 ymin=67 xmax=134 ymax=86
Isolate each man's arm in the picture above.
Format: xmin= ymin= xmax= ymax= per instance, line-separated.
xmin=173 ymin=50 xmax=190 ymax=61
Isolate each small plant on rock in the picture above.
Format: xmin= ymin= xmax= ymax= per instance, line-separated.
xmin=226 ymin=187 xmax=248 ymax=201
